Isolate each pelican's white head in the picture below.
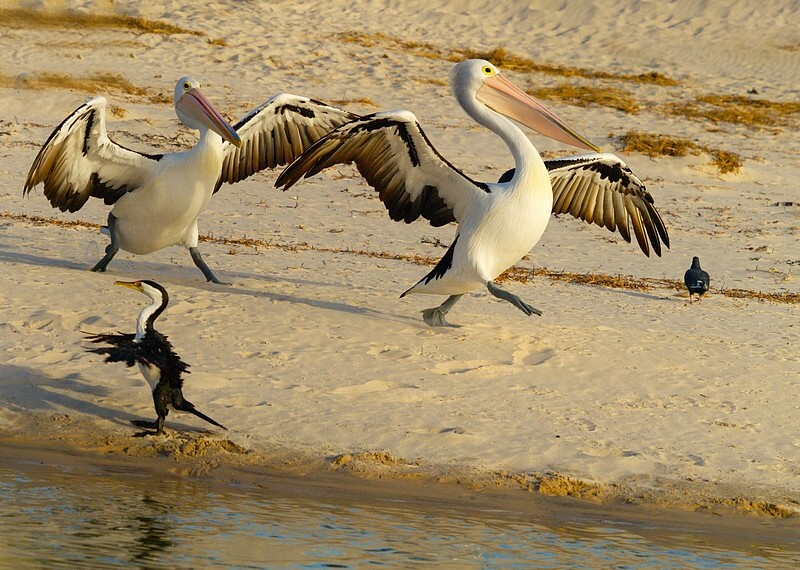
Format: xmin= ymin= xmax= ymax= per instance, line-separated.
xmin=451 ymin=59 xmax=599 ymax=152
xmin=173 ymin=76 xmax=241 ymax=147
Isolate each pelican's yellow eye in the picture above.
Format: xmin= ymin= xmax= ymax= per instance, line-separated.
xmin=482 ymin=65 xmax=494 ymax=75
xmin=183 ymin=81 xmax=191 ymax=90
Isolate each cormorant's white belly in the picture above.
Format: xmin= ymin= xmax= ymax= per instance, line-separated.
xmin=137 ymin=362 xmax=161 ymax=393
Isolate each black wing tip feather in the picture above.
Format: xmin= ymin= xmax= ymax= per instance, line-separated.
xmin=24 ymin=98 xmax=154 ymax=211
xmin=192 ymin=407 xmax=227 ymax=431
xmin=275 ymin=131 xmax=338 ymax=189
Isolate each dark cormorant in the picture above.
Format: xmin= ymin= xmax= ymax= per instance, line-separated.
xmin=86 ymin=280 xmax=226 ymax=435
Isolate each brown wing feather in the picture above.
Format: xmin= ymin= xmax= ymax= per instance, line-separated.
xmin=276 ymin=111 xmax=490 ymax=227
xmin=24 ymin=97 xmax=157 ymax=212
xmin=215 ymin=95 xmax=358 ymax=191
xmin=546 ymin=154 xmax=670 ymax=257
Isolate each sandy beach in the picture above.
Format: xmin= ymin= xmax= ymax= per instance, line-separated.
xmin=1 ymin=0 xmax=798 ymax=520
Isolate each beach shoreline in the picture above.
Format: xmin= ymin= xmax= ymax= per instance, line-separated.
xmin=2 ymin=409 xmax=799 ymax=525
xmin=3 ymin=420 xmax=800 ymax=561
xmin=3 ymin=427 xmax=800 ymax=553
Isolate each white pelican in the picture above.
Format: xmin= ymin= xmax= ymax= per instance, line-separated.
xmin=277 ymin=59 xmax=669 ymax=326
xmin=24 ymin=77 xmax=357 ymax=283
xmin=86 ymin=280 xmax=226 ymax=435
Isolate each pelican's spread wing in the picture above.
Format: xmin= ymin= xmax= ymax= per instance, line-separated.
xmin=24 ymin=97 xmax=159 ymax=213
xmin=276 ymin=110 xmax=489 ymax=226
xmin=501 ymin=154 xmax=670 ymax=256
xmin=215 ymin=94 xmax=359 ymax=191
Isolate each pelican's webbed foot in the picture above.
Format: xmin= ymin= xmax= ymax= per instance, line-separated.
xmin=487 ymin=281 xmax=542 ymax=317
xmin=91 ymin=212 xmax=119 ymax=272
xmin=189 ymin=247 xmax=229 ymax=285
xmin=421 ymin=294 xmax=463 ymax=327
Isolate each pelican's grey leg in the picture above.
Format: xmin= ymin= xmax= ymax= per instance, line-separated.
xmin=91 ymin=212 xmax=119 ymax=272
xmin=421 ymin=294 xmax=464 ymax=327
xmin=486 ymin=281 xmax=542 ymax=317
xmin=189 ymin=247 xmax=228 ymax=284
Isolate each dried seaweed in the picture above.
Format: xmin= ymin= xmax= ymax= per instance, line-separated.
xmin=619 ymin=130 xmax=743 ymax=174
xmin=338 ymin=33 xmax=678 ymax=86
xmin=4 ymin=212 xmax=796 ymax=304
xmin=530 ymin=84 xmax=640 ymax=113
xmin=665 ymin=94 xmax=799 ymax=129
xmin=10 ymin=71 xmax=147 ymax=96
xmin=0 ymin=8 xmax=201 ymax=35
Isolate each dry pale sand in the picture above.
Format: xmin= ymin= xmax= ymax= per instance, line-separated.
xmin=0 ymin=0 xmax=799 ymax=518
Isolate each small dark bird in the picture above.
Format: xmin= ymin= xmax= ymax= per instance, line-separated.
xmin=684 ymin=256 xmax=710 ymax=304
xmin=86 ymin=280 xmax=226 ymax=435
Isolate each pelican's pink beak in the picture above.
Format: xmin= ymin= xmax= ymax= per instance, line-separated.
xmin=477 ymin=73 xmax=599 ymax=152
xmin=181 ymin=87 xmax=242 ymax=147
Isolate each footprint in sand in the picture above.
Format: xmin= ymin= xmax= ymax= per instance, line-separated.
xmin=512 ymin=341 xmax=557 ymax=367
xmin=330 ymin=380 xmax=438 ymax=403
xmin=431 ymin=341 xmax=557 ymax=375
xmin=366 ymin=345 xmax=416 ymax=362
xmin=14 ymin=347 xmax=72 ymax=365
xmin=8 ymin=310 xmax=63 ymax=333
xmin=686 ymin=453 xmax=706 ymax=466
xmin=408 ymin=426 xmax=470 ymax=436
xmin=432 ymin=360 xmax=494 ymax=375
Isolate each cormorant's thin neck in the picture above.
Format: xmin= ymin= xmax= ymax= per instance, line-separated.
xmin=135 ymin=291 xmax=168 ymax=341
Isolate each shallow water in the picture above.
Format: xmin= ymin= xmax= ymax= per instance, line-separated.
xmin=0 ymin=454 xmax=798 ymax=569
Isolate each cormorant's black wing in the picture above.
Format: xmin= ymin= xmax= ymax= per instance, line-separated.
xmin=142 ymin=330 xmax=190 ymax=389
xmin=85 ymin=331 xmax=139 ymax=366
xmin=85 ymin=330 xmax=190 ymax=388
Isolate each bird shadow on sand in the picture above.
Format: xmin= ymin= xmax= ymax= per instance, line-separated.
xmin=0 ymin=239 xmax=424 ymax=328
xmin=0 ymin=245 xmax=89 ymax=273
xmin=212 ymin=281 xmax=422 ymax=325
xmin=0 ymin=238 xmax=371 ymax=295
xmin=0 ymin=241 xmax=221 ymax=284
xmin=0 ymin=364 xmax=216 ymax=435
xmin=605 ymin=288 xmax=675 ymax=302
xmin=0 ymin=363 xmax=138 ymax=425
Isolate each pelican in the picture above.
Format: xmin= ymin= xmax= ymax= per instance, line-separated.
xmin=276 ymin=59 xmax=669 ymax=326
xmin=24 ymin=77 xmax=357 ymax=283
xmin=86 ymin=280 xmax=225 ymax=435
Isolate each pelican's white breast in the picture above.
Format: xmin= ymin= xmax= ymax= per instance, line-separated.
xmin=112 ymin=134 xmax=224 ymax=253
